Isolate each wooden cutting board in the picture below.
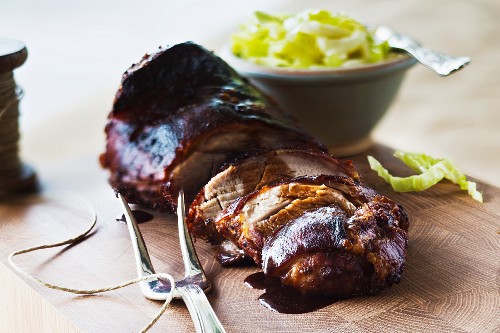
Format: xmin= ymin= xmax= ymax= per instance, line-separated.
xmin=0 ymin=144 xmax=499 ymax=333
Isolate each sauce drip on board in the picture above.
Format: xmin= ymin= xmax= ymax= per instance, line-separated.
xmin=116 ymin=210 xmax=154 ymax=224
xmin=244 ymin=272 xmax=341 ymax=314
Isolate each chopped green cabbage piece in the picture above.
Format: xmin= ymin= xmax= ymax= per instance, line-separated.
xmin=368 ymin=151 xmax=483 ymax=202
xmin=231 ymin=9 xmax=390 ymax=69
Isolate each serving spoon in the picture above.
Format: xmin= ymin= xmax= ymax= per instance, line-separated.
xmin=374 ymin=25 xmax=470 ymax=76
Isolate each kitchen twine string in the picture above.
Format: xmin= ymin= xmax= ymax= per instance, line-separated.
xmin=7 ymin=192 xmax=176 ymax=333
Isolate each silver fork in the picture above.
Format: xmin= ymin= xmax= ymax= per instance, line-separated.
xmin=374 ymin=25 xmax=470 ymax=76
xmin=118 ymin=192 xmax=226 ymax=333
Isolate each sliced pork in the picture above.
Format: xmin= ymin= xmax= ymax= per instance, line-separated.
xmin=189 ymin=173 xmax=408 ymax=296
xmin=211 ymin=176 xmax=378 ymax=264
xmin=187 ymin=149 xmax=361 ymax=242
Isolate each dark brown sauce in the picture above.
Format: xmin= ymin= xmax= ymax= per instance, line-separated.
xmin=116 ymin=210 xmax=154 ymax=224
xmin=244 ymin=272 xmax=340 ymax=314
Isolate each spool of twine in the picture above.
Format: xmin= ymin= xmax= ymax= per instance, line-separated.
xmin=1 ymin=41 xmax=173 ymax=332
xmin=0 ymin=38 xmax=37 ymax=195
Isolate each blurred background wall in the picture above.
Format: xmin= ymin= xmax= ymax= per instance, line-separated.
xmin=1 ymin=0 xmax=498 ymax=186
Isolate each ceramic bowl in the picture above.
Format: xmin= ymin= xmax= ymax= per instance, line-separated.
xmin=220 ymin=49 xmax=417 ymax=156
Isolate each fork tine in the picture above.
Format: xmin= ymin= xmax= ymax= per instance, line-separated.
xmin=118 ymin=193 xmax=156 ymax=277
xmin=119 ymin=193 xmax=173 ymax=300
xmin=177 ymin=190 xmax=205 ymax=278
xmin=175 ymin=191 xmax=226 ymax=333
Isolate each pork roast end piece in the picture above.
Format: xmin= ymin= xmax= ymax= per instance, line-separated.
xmin=100 ymin=42 xmax=326 ymax=210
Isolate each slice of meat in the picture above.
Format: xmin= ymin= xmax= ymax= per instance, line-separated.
xmin=213 ymin=176 xmax=377 ymax=263
xmin=100 ymin=42 xmax=326 ymax=211
xmin=187 ymin=149 xmax=361 ymax=242
xmin=261 ymin=197 xmax=409 ymax=296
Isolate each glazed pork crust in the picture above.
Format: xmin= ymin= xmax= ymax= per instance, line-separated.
xmin=262 ymin=197 xmax=408 ymax=296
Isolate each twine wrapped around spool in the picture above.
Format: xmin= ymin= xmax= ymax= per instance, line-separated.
xmin=0 ymin=38 xmax=37 ymax=196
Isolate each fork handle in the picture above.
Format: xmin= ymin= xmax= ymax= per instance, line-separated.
xmin=402 ymin=45 xmax=470 ymax=76
xmin=177 ymin=284 xmax=227 ymax=333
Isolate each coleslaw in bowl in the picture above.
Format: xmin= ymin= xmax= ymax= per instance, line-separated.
xmin=220 ymin=9 xmax=417 ymax=156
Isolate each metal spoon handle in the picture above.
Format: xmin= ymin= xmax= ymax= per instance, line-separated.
xmin=177 ymin=284 xmax=227 ymax=333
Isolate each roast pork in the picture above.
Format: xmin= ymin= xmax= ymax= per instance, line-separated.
xmin=101 ymin=42 xmax=409 ymax=298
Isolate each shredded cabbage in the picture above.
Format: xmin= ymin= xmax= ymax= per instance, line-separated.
xmin=231 ymin=9 xmax=390 ymax=69
xmin=368 ymin=151 xmax=483 ymax=202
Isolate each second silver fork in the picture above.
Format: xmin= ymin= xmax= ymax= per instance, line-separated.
xmin=118 ymin=192 xmax=226 ymax=333
xmin=374 ymin=25 xmax=470 ymax=76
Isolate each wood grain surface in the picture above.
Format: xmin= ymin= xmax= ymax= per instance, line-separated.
xmin=0 ymin=144 xmax=499 ymax=333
